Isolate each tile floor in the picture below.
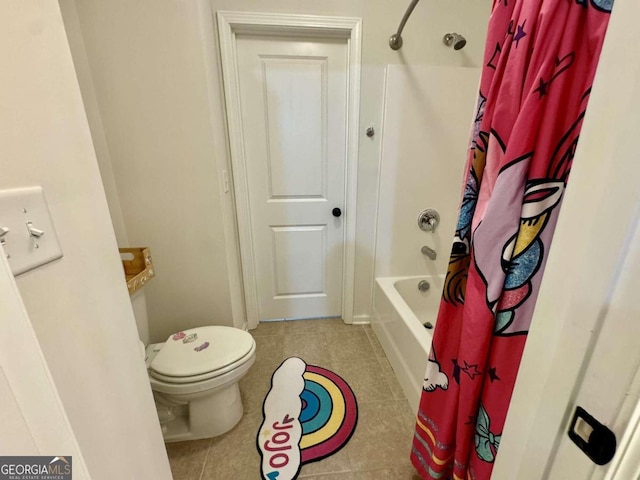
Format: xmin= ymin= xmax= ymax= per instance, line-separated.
xmin=165 ymin=319 xmax=421 ymax=479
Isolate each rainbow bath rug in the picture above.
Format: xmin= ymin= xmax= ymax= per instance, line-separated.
xmin=257 ymin=357 xmax=358 ymax=480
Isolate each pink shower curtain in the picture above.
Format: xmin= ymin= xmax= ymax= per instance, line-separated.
xmin=411 ymin=1 xmax=613 ymax=479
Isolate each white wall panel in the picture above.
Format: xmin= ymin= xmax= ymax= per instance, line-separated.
xmin=375 ymin=65 xmax=481 ymax=279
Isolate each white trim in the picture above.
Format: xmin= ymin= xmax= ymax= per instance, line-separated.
xmin=368 ymin=65 xmax=389 ymax=313
xmin=351 ymin=314 xmax=371 ymax=325
xmin=198 ymin=1 xmax=247 ymax=330
xmin=216 ymin=10 xmax=361 ymax=329
xmin=0 ymin=251 xmax=90 ymax=475
xmin=604 ymin=386 xmax=640 ymax=479
xmin=341 ymin=15 xmax=362 ymax=326
xmin=603 ymin=359 xmax=640 ymax=480
xmin=217 ymin=11 xmax=362 ymax=37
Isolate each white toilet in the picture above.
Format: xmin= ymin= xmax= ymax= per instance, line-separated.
xmin=143 ymin=325 xmax=256 ymax=442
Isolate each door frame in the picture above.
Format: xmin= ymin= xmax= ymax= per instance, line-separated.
xmin=0 ymin=250 xmax=90 ymax=474
xmin=216 ymin=11 xmax=362 ymax=329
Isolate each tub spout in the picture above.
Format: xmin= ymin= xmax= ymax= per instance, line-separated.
xmin=421 ymin=245 xmax=437 ymax=260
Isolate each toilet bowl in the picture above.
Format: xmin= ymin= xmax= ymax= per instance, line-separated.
xmin=144 ymin=325 xmax=256 ymax=442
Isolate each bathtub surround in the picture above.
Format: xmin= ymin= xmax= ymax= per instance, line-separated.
xmin=374 ymin=65 xmax=481 ymax=280
xmin=411 ymin=2 xmax=614 ymax=479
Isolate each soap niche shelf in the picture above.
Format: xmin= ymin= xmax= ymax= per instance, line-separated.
xmin=119 ymin=247 xmax=154 ymax=295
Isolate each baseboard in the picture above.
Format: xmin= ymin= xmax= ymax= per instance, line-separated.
xmin=350 ymin=314 xmax=371 ymax=325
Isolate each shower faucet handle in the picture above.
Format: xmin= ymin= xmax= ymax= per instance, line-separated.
xmin=421 ymin=245 xmax=437 ymax=260
xmin=418 ymin=209 xmax=440 ymax=232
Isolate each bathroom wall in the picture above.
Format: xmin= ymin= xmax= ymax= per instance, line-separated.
xmin=58 ymin=0 xmax=129 ymax=247
xmin=0 ymin=2 xmax=171 ymax=479
xmin=64 ymin=0 xmax=491 ymax=337
xmin=64 ymin=0 xmax=239 ymax=341
xmin=374 ymin=65 xmax=482 ymax=278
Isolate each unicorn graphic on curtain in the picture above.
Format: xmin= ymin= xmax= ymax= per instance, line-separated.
xmin=411 ymin=1 xmax=614 ymax=479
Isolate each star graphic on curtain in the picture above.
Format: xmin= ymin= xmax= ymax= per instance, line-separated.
xmin=488 ymin=367 xmax=501 ymax=382
xmin=535 ymin=78 xmax=549 ymax=98
xmin=452 ymin=358 xmax=461 ymax=384
xmin=461 ymin=361 xmax=482 ymax=380
xmin=513 ymin=21 xmax=527 ymax=47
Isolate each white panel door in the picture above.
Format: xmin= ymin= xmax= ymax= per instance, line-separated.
xmin=235 ymin=35 xmax=347 ymax=321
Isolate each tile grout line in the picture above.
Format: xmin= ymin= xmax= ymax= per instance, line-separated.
xmin=197 ymin=438 xmax=213 ymax=480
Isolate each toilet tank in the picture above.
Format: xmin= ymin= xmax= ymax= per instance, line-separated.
xmin=131 ymin=289 xmax=150 ymax=345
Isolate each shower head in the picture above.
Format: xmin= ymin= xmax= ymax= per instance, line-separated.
xmin=443 ymin=33 xmax=467 ymax=50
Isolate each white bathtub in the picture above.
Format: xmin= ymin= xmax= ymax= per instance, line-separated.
xmin=372 ymin=275 xmax=443 ymax=412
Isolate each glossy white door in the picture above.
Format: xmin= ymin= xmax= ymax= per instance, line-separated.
xmin=235 ymin=35 xmax=347 ymax=321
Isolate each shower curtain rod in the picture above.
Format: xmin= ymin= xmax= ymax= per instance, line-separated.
xmin=389 ymin=0 xmax=421 ymax=50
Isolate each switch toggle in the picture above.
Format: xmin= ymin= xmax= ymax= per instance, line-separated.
xmin=0 ymin=227 xmax=9 ymax=258
xmin=26 ymin=222 xmax=45 ymax=238
xmin=0 ymin=226 xmax=9 ymax=245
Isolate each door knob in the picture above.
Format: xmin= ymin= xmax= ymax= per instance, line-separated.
xmin=332 ymin=208 xmax=342 ymax=218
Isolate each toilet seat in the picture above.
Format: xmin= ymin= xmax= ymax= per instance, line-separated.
xmin=149 ymin=343 xmax=255 ymax=396
xmin=149 ymin=326 xmax=255 ymax=384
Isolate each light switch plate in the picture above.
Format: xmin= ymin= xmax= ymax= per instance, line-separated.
xmin=0 ymin=187 xmax=63 ymax=276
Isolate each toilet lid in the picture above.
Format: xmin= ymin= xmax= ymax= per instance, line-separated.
xmin=150 ymin=326 xmax=254 ymax=378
